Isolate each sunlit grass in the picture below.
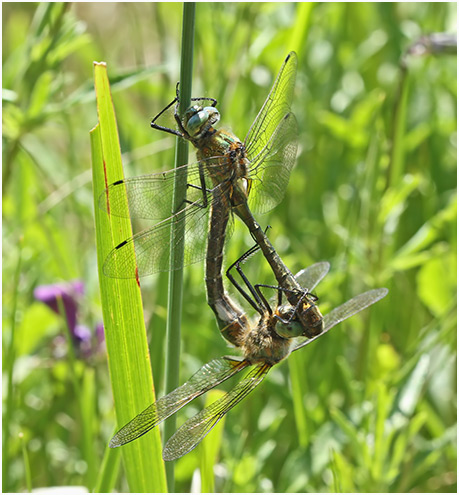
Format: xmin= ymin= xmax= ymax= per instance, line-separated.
xmin=2 ymin=2 xmax=456 ymax=493
xmin=91 ymin=64 xmax=166 ymax=492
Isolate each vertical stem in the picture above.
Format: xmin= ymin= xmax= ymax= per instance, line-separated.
xmin=19 ymin=433 xmax=32 ymax=493
xmin=3 ymin=239 xmax=22 ymax=492
xmin=164 ymin=3 xmax=195 ymax=491
xmin=388 ymin=65 xmax=409 ymax=189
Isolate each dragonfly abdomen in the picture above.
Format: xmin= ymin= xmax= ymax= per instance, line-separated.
xmin=206 ymin=184 xmax=249 ymax=347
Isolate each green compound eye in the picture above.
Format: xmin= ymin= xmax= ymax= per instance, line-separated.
xmin=275 ymin=305 xmax=304 ymax=338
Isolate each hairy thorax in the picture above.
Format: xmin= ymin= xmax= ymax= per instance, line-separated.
xmin=242 ymin=313 xmax=291 ymax=366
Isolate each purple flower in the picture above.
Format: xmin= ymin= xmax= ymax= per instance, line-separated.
xmin=73 ymin=324 xmax=93 ymax=358
xmin=34 ymin=281 xmax=104 ymax=358
xmin=34 ymin=280 xmax=84 ymax=333
xmin=95 ymin=322 xmax=105 ymax=345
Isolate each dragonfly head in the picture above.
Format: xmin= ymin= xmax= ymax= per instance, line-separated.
xmin=184 ymin=105 xmax=220 ymax=139
xmin=275 ymin=296 xmax=324 ymax=339
xmin=274 ymin=304 xmax=303 ymax=338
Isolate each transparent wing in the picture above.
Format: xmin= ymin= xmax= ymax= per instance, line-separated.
xmin=109 ymin=357 xmax=248 ymax=448
xmin=244 ymin=52 xmax=297 ymax=162
xmin=294 ymin=262 xmax=331 ymax=292
xmin=292 ymin=288 xmax=389 ymax=352
xmin=102 ymin=180 xmax=235 ymax=278
xmin=100 ymin=154 xmax=243 ymax=278
xmin=163 ymin=363 xmax=270 ymax=461
xmin=248 ymin=112 xmax=298 ymax=214
xmin=103 ymin=194 xmax=210 ymax=278
xmin=99 ymin=161 xmax=215 ymax=221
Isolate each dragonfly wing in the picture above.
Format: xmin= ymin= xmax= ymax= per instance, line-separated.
xmin=162 ymin=363 xmax=270 ymax=461
xmin=244 ymin=52 xmax=297 ymax=162
xmin=99 ymin=162 xmax=209 ymax=220
xmin=103 ymin=196 xmax=211 ymax=278
xmin=248 ymin=112 xmax=298 ymax=214
xmin=109 ymin=357 xmax=248 ymax=448
xmin=294 ymin=262 xmax=331 ymax=292
xmin=291 ymin=288 xmax=389 ymax=352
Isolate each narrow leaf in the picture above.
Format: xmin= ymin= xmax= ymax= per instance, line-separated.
xmin=91 ymin=62 xmax=166 ymax=493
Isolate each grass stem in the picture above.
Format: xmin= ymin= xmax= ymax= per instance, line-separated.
xmin=164 ymin=3 xmax=196 ymax=491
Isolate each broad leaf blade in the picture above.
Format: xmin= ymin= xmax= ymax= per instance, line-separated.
xmin=91 ymin=62 xmax=166 ymax=493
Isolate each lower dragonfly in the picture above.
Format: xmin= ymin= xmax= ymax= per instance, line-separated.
xmin=206 ymin=180 xmax=324 ymax=341
xmin=109 ymin=246 xmax=388 ymax=460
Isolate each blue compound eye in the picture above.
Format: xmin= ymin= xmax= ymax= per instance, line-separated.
xmin=184 ymin=105 xmax=199 ymax=122
xmin=186 ymin=110 xmax=207 ymax=135
xmin=184 ymin=106 xmax=220 ymax=137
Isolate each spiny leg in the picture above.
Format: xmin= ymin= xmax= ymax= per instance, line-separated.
xmin=226 ymin=242 xmax=268 ymax=315
xmin=150 ymin=89 xmax=182 ymax=137
xmin=255 ymin=282 xmax=317 ymax=326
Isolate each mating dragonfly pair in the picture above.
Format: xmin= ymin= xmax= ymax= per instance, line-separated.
xmin=101 ymin=52 xmax=388 ymax=460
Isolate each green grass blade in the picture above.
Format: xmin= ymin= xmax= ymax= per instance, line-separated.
xmin=198 ymin=389 xmax=226 ymax=492
xmin=2 ymin=238 xmax=23 ymax=492
xmin=19 ymin=433 xmax=32 ymax=493
xmin=91 ymin=62 xmax=167 ymax=493
xmin=80 ymin=368 xmax=97 ymax=489
xmin=94 ymin=432 xmax=122 ymax=493
xmin=164 ymin=3 xmax=196 ymax=490
xmin=55 ymin=295 xmax=97 ymax=490
xmin=388 ymin=68 xmax=410 ymax=188
xmin=287 ymin=351 xmax=310 ymax=448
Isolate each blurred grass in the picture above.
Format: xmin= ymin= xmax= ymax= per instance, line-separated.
xmin=2 ymin=2 xmax=456 ymax=493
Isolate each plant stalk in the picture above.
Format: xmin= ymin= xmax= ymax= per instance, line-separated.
xmin=164 ymin=3 xmax=196 ymax=491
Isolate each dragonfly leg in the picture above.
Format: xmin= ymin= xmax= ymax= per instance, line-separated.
xmin=176 ymin=80 xmax=218 ymax=108
xmin=172 ymin=83 xmax=217 ymax=137
xmin=251 ymin=283 xmax=284 ymax=312
xmin=197 ymin=162 xmax=209 ymax=208
xmin=150 ymin=87 xmax=184 ymax=138
xmin=270 ymin=284 xmax=319 ymax=304
xmin=226 ymin=243 xmax=270 ymax=315
xmin=276 ymin=291 xmax=308 ymax=326
xmin=190 ymin=96 xmax=218 ymax=107
xmin=227 ymin=225 xmax=275 ymax=314
xmin=181 ymin=163 xmax=212 ymax=209
xmin=182 ymin=184 xmax=210 ymax=208
xmin=173 ymin=82 xmax=191 ymax=137
xmin=254 ymin=283 xmax=317 ymax=326
xmin=248 ymin=223 xmax=272 ymax=245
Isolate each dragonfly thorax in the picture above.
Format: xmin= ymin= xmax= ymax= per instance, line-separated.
xmin=243 ymin=313 xmax=291 ymax=366
xmin=184 ymin=105 xmax=220 ymax=139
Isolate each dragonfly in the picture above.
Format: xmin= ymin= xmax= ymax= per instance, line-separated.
xmin=205 ymin=157 xmax=325 ymax=341
xmin=109 ymin=246 xmax=388 ymax=460
xmin=221 ymin=241 xmax=327 ymax=343
xmin=206 ymin=196 xmax=325 ymax=345
xmin=99 ymin=52 xmax=298 ymax=279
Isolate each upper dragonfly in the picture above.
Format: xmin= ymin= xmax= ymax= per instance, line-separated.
xmin=109 ymin=245 xmax=388 ymax=460
xmin=100 ymin=52 xmax=298 ymax=278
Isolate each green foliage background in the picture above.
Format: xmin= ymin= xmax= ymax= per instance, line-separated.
xmin=3 ymin=2 xmax=456 ymax=493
